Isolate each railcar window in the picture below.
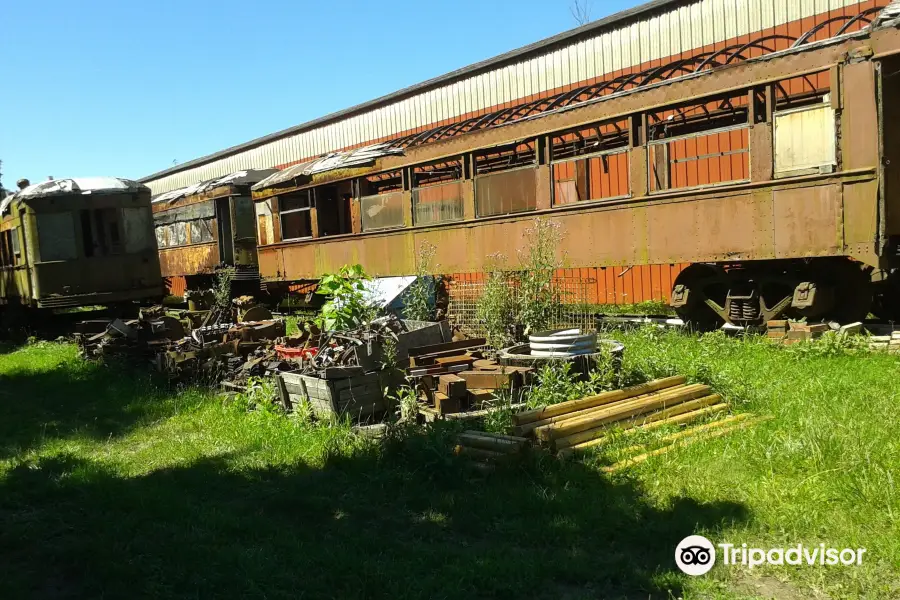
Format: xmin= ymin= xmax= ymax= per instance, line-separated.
xmin=122 ymin=207 xmax=154 ymax=253
xmin=412 ymin=158 xmax=465 ymax=226
xmin=189 ymin=218 xmax=215 ymax=244
xmin=174 ymin=222 xmax=189 ymax=246
xmin=280 ymin=191 xmax=313 ymax=240
xmin=38 ymin=212 xmax=78 ymax=262
xmin=773 ymin=71 xmax=836 ymax=177
xmin=551 ymin=120 xmax=630 ymax=205
xmin=0 ymin=230 xmax=12 ymax=266
xmin=474 ymin=141 xmax=538 ymax=217
xmin=80 ymin=208 xmax=123 ymax=257
xmin=647 ymin=92 xmax=750 ymax=192
xmin=358 ymin=172 xmax=406 ymax=231
xmin=10 ymin=227 xmax=20 ymax=259
xmin=155 ymin=226 xmax=168 ymax=248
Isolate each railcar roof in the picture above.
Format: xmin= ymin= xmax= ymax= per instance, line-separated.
xmin=150 ymin=169 xmax=280 ymax=205
xmin=0 ymin=177 xmax=148 ymax=215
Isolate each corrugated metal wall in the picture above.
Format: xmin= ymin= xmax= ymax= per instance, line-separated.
xmin=144 ymin=0 xmax=885 ymax=195
xmin=448 ymin=264 xmax=688 ymax=305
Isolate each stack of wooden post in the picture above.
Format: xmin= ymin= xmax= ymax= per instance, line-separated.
xmin=408 ymin=338 xmax=532 ymax=419
xmin=511 ymin=376 xmax=730 ymax=456
xmin=453 ymin=430 xmax=530 ymax=461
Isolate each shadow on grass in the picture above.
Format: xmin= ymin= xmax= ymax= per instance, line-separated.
xmin=0 ymin=439 xmax=750 ymax=600
xmin=0 ymin=352 xmax=192 ymax=460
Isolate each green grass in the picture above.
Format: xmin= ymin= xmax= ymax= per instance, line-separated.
xmin=1 ymin=332 xmax=898 ymax=599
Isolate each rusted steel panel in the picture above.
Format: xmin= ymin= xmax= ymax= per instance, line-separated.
xmin=158 ymin=243 xmax=219 ymax=278
xmin=842 ymin=61 xmax=880 ymax=171
xmin=773 ymin=183 xmax=843 ymax=258
xmin=646 ymin=191 xmax=775 ymax=263
xmin=749 ymin=123 xmax=774 ymax=182
xmin=842 ymin=178 xmax=880 ymax=266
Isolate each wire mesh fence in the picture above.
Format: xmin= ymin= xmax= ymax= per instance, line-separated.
xmin=447 ymin=275 xmax=598 ymax=339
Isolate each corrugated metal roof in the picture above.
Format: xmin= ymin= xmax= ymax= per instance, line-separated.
xmin=140 ymin=0 xmax=892 ymax=194
xmin=2 ymin=177 xmax=147 ymax=215
xmin=150 ymin=168 xmax=279 ymax=204
xmin=138 ymin=0 xmax=682 ymax=184
xmin=251 ymin=144 xmax=404 ymax=192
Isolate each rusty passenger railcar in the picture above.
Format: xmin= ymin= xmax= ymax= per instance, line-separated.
xmin=0 ymin=178 xmax=164 ymax=312
xmin=141 ymin=0 xmax=900 ymax=326
xmin=151 ymin=170 xmax=277 ymax=297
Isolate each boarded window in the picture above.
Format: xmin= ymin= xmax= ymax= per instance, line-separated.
xmin=37 ymin=212 xmax=78 ymax=262
xmin=412 ymin=158 xmax=464 ymax=226
xmin=122 ymin=207 xmax=154 ymax=253
xmin=774 ymin=104 xmax=837 ymax=177
xmin=360 ymin=192 xmax=405 ymax=231
xmin=255 ymin=199 xmax=275 ymax=245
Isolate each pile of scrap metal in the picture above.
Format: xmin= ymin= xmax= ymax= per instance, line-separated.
xmin=75 ymin=305 xmax=287 ymax=384
xmin=276 ymin=317 xmax=451 ymax=421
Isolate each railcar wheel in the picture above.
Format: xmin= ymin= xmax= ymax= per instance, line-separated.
xmin=671 ymin=264 xmax=727 ymax=332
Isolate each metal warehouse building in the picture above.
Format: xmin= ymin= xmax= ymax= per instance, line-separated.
xmin=140 ymin=0 xmax=896 ymax=306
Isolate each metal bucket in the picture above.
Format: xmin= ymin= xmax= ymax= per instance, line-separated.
xmin=528 ymin=328 xmax=598 ymax=357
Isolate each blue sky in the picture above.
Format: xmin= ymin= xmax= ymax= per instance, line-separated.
xmin=0 ymin=0 xmax=636 ymax=186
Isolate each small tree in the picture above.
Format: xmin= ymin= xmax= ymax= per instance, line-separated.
xmin=571 ymin=0 xmax=592 ymax=25
xmin=475 ymin=253 xmax=517 ymax=349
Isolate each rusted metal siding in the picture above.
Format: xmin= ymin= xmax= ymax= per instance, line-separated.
xmin=141 ymin=0 xmax=888 ymax=195
xmin=157 ymin=243 xmax=220 ymax=279
xmin=448 ymin=264 xmax=688 ymax=305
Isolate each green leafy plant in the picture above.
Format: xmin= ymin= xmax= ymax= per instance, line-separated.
xmin=315 ymin=264 xmax=377 ymax=331
xmin=475 ymin=253 xmax=517 ymax=349
xmin=231 ymin=376 xmax=281 ymax=414
xmin=403 ymin=241 xmax=438 ymax=322
xmin=526 ymin=359 xmax=617 ymax=409
xmin=516 ymin=218 xmax=564 ymax=336
xmin=213 ymin=267 xmax=235 ymax=313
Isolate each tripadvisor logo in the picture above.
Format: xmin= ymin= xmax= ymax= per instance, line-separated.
xmin=675 ymin=536 xmax=867 ymax=576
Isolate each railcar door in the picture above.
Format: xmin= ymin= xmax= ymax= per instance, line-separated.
xmin=215 ymin=197 xmax=234 ymax=266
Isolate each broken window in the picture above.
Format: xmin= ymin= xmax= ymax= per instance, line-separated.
xmin=360 ymin=192 xmax=405 ymax=231
xmin=412 ymin=158 xmax=465 ymax=226
xmin=173 ymin=221 xmax=188 ymax=246
xmin=475 ymin=141 xmax=538 ymax=217
xmin=155 ymin=226 xmax=168 ymax=248
xmin=0 ymin=230 xmax=13 ymax=267
xmin=773 ymin=72 xmax=836 ymax=177
xmin=647 ymin=92 xmax=750 ymax=192
xmin=280 ymin=191 xmax=313 ymax=240
xmin=551 ymin=120 xmax=630 ymax=205
xmin=358 ymin=172 xmax=406 ymax=231
xmin=189 ymin=218 xmax=215 ymax=244
xmin=79 ymin=208 xmax=123 ymax=257
xmin=38 ymin=212 xmax=78 ymax=262
xmin=314 ymin=185 xmax=353 ymax=237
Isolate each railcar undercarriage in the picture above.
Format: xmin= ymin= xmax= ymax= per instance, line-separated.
xmin=670 ymin=258 xmax=876 ymax=329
